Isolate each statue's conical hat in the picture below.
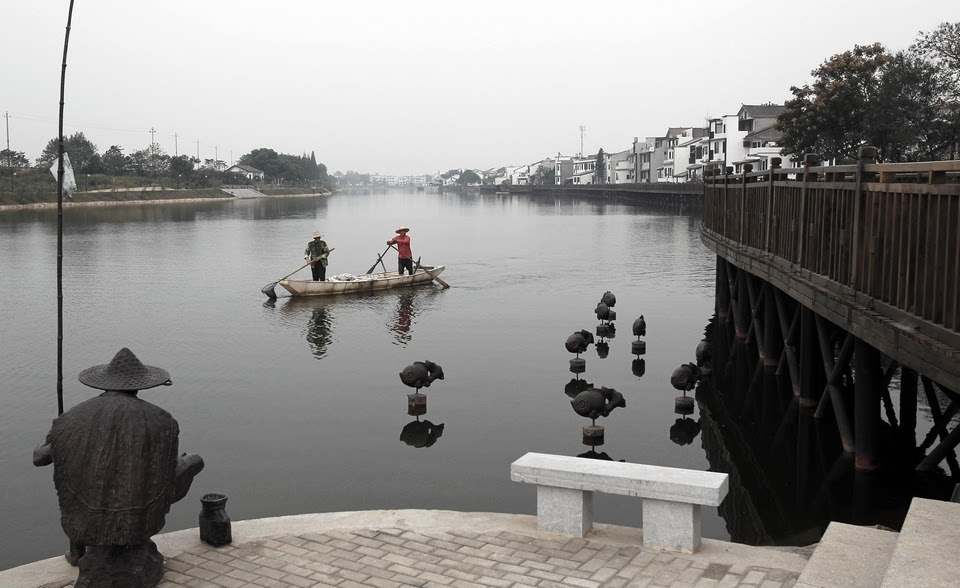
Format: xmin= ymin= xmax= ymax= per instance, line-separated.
xmin=78 ymin=348 xmax=171 ymax=391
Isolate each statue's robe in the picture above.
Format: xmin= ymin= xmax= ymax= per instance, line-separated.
xmin=47 ymin=391 xmax=180 ymax=546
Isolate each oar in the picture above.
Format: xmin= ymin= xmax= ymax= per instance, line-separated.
xmin=261 ymin=250 xmax=334 ymax=299
xmin=367 ymin=244 xmax=393 ymax=274
xmin=414 ymin=255 xmax=451 ymax=289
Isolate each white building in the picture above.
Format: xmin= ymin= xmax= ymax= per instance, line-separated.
xmin=707 ymin=104 xmax=797 ymax=174
xmin=569 ymin=154 xmax=598 ymax=184
xmin=555 ymin=154 xmax=575 ymax=185
xmin=608 ymin=149 xmax=633 ymax=184
xmin=224 ymin=164 xmax=264 ymax=180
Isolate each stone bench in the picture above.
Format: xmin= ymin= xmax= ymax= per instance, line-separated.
xmin=510 ymin=452 xmax=728 ymax=552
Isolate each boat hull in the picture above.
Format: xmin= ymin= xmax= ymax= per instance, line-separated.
xmin=279 ymin=266 xmax=445 ymax=297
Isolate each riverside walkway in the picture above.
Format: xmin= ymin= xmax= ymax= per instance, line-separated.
xmin=6 ymin=511 xmax=808 ymax=588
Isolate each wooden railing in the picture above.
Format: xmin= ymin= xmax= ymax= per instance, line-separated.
xmin=703 ymin=149 xmax=960 ymax=333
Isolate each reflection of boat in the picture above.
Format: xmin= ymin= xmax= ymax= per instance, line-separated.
xmin=279 ymin=266 xmax=446 ymax=297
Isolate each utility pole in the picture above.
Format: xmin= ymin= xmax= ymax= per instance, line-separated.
xmin=579 ymin=125 xmax=586 ymax=158
xmin=150 ymin=127 xmax=156 ymax=147
xmin=196 ymin=139 xmax=200 ymax=163
xmin=5 ymin=111 xmax=12 ymax=194
xmin=174 ymin=132 xmax=178 ymax=157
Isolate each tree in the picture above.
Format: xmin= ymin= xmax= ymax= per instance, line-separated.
xmin=595 ymin=149 xmax=606 ymax=184
xmin=530 ymin=165 xmax=555 ymax=185
xmin=0 ymin=149 xmax=29 ymax=169
xmin=128 ymin=144 xmax=169 ymax=176
xmin=101 ymin=145 xmax=128 ymax=175
xmin=777 ymin=44 xmax=891 ymax=162
xmin=169 ymin=155 xmax=195 ymax=178
xmin=457 ymin=170 xmax=481 ymax=185
xmin=867 ymin=52 xmax=945 ymax=161
xmin=912 ymin=21 xmax=960 ymax=159
xmin=912 ymin=21 xmax=960 ymax=97
xmin=36 ymin=131 xmax=103 ymax=173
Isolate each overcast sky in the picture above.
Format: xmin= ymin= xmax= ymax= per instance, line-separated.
xmin=3 ymin=1 xmax=958 ymax=175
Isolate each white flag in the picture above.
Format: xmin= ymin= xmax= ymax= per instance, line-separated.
xmin=49 ymin=152 xmax=78 ymax=199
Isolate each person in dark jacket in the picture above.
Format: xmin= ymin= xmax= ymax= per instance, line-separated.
xmin=33 ymin=348 xmax=203 ymax=586
xmin=304 ymin=230 xmax=332 ymax=281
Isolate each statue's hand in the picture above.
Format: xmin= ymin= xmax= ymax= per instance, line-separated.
xmin=177 ymin=454 xmax=205 ymax=477
xmin=33 ymin=440 xmax=53 ymax=467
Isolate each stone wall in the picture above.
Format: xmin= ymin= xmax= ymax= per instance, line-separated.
xmin=506 ymin=183 xmax=704 ymax=211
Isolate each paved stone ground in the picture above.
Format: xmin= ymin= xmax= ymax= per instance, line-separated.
xmin=54 ymin=527 xmax=800 ymax=588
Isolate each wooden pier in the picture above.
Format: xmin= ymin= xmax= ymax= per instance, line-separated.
xmin=701 ymin=149 xmax=960 ymax=473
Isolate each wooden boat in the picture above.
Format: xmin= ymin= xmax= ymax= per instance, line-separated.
xmin=279 ymin=266 xmax=446 ymax=297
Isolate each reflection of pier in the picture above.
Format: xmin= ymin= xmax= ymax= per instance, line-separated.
xmin=698 ymin=315 xmax=954 ymax=545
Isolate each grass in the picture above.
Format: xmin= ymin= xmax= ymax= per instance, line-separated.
xmin=0 ymin=170 xmax=334 ymax=205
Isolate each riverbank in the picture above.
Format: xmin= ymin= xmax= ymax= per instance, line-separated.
xmin=505 ymin=183 xmax=704 ymax=211
xmin=0 ymin=187 xmax=333 ymax=211
xmin=0 ymin=509 xmax=809 ymax=587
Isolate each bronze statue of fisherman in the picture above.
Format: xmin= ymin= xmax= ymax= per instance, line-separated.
xmin=33 ymin=348 xmax=204 ymax=588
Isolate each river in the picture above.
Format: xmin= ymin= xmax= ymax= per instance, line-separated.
xmin=0 ymin=188 xmax=932 ymax=570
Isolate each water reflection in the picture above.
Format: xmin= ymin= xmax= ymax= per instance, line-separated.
xmin=564 ymin=377 xmax=592 ymax=398
xmin=400 ymin=418 xmax=445 ymax=448
xmin=276 ymin=297 xmax=337 ymax=360
xmin=577 ymin=447 xmax=624 ymax=462
xmin=669 ymin=416 xmax=700 ymax=446
xmin=305 ymin=307 xmax=333 ymax=359
xmin=391 ymin=293 xmax=415 ymax=345
xmin=697 ymin=314 xmax=955 ymax=546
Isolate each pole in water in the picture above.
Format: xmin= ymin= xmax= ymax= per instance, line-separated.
xmin=56 ymin=0 xmax=76 ymax=416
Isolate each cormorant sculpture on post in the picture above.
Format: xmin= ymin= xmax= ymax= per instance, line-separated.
xmin=571 ymin=387 xmax=626 ymax=421
xmin=399 ymin=360 xmax=445 ymax=391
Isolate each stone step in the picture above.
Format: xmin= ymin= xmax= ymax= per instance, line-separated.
xmin=219 ymin=187 xmax=266 ymax=199
xmin=880 ymin=497 xmax=960 ymax=588
xmin=796 ymin=522 xmax=897 ymax=588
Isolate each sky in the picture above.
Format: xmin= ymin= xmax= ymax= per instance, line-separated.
xmin=3 ymin=1 xmax=959 ymax=176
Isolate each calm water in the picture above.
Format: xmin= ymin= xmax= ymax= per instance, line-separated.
xmin=2 ymin=189 xmax=938 ymax=570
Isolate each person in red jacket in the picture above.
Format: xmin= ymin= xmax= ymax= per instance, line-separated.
xmin=387 ymin=225 xmax=414 ymax=275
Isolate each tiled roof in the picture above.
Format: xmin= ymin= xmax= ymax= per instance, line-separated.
xmin=740 ymin=104 xmax=786 ymax=118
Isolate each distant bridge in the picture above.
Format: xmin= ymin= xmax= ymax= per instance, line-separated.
xmin=701 ymin=149 xmax=960 ymax=474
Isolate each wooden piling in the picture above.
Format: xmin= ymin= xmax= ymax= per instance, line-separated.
xmin=899 ymin=368 xmax=918 ymax=448
xmin=854 ymin=338 xmax=882 ymax=471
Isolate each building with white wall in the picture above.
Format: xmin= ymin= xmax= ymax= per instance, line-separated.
xmin=608 ymin=148 xmax=633 ymax=184
xmin=555 ymin=154 xmax=575 ymax=185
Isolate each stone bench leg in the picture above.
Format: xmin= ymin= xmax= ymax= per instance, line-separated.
xmin=536 ymin=486 xmax=593 ymax=537
xmin=642 ymin=498 xmax=701 ymax=553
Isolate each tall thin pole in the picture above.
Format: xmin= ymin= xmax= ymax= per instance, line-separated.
xmin=196 ymin=139 xmax=199 ymax=162
xmin=149 ymin=126 xmax=156 ymax=147
xmin=5 ymin=111 xmax=11 ymax=194
xmin=57 ymin=0 xmax=77 ymax=417
xmin=174 ymin=132 xmax=178 ymax=157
